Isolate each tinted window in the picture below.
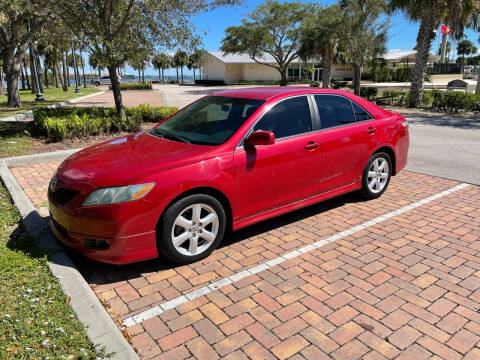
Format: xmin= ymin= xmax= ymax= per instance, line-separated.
xmin=153 ymin=96 xmax=264 ymax=145
xmin=252 ymin=96 xmax=311 ymax=139
xmin=352 ymin=102 xmax=373 ymax=121
xmin=315 ymin=95 xmax=355 ymax=129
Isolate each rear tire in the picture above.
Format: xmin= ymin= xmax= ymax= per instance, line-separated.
xmin=158 ymin=194 xmax=226 ymax=264
xmin=360 ymin=152 xmax=392 ymax=200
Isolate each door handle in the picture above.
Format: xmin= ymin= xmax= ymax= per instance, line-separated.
xmin=366 ymin=127 xmax=377 ymax=134
xmin=304 ymin=141 xmax=319 ymax=150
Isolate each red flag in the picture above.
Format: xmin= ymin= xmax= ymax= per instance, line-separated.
xmin=441 ymin=25 xmax=452 ymax=34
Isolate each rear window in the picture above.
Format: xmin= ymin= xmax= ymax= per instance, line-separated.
xmin=314 ymin=95 xmax=355 ymax=129
xmin=352 ymin=102 xmax=373 ymax=121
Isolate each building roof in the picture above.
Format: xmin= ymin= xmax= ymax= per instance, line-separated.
xmin=384 ymin=49 xmax=417 ymax=60
xmin=208 ymin=51 xmax=303 ymax=64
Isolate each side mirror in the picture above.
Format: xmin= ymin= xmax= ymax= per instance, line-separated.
xmin=245 ymin=130 xmax=275 ymax=147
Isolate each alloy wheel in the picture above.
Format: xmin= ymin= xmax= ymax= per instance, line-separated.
xmin=171 ymin=203 xmax=219 ymax=256
xmin=367 ymin=157 xmax=389 ymax=194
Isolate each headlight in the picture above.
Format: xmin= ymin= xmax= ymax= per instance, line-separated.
xmin=82 ymin=183 xmax=155 ymax=206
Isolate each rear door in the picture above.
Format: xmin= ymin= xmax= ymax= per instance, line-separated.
xmin=313 ymin=94 xmax=377 ymax=193
xmin=234 ymin=95 xmax=322 ymax=219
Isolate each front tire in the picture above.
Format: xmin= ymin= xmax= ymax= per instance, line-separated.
xmin=360 ymin=152 xmax=392 ymax=200
xmin=158 ymin=194 xmax=226 ymax=264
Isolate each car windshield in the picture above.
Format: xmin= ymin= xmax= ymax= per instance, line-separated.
xmin=151 ymin=96 xmax=265 ymax=145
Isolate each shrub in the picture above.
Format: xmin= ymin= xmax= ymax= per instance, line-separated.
xmin=309 ymin=81 xmax=320 ymax=88
xmin=33 ymin=105 xmax=179 ymax=142
xmin=331 ymin=80 xmax=348 ymax=89
xmin=431 ymin=90 xmax=480 ymax=113
xmin=381 ymin=90 xmax=407 ymax=106
xmin=360 ymin=87 xmax=378 ymax=101
xmin=108 ymin=82 xmax=152 ymax=90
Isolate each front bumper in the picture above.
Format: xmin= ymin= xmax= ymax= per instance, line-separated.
xmin=49 ymin=215 xmax=157 ymax=264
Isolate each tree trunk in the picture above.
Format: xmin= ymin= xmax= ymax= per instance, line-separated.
xmin=62 ymin=52 xmax=68 ymax=91
xmin=475 ymin=73 xmax=480 ymax=95
xmin=23 ymin=60 xmax=30 ymax=90
xmin=279 ymin=67 xmax=288 ymax=86
xmin=4 ymin=45 xmax=27 ymax=107
xmin=44 ymin=59 xmax=49 ymax=88
xmin=0 ymin=71 xmax=4 ymax=96
xmin=29 ymin=56 xmax=36 ymax=94
xmin=20 ymin=65 xmax=26 ymax=90
xmin=162 ymin=68 xmax=165 ymax=83
xmin=353 ymin=64 xmax=361 ymax=96
xmin=193 ymin=68 xmax=196 ymax=80
xmin=53 ymin=63 xmax=58 ymax=88
xmin=322 ymin=46 xmax=332 ymax=88
xmin=409 ymin=8 xmax=437 ymax=107
xmin=142 ymin=68 xmax=145 ymax=83
xmin=158 ymin=69 xmax=161 ymax=83
xmin=80 ymin=55 xmax=86 ymax=88
xmin=181 ymin=67 xmax=184 ymax=84
xmin=137 ymin=69 xmax=141 ymax=83
xmin=35 ymin=55 xmax=44 ymax=92
xmin=176 ymin=68 xmax=179 ymax=82
xmin=108 ymin=65 xmax=125 ymax=117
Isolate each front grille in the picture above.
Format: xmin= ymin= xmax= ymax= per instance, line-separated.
xmin=48 ymin=188 xmax=79 ymax=206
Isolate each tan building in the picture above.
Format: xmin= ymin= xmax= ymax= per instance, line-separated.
xmin=202 ymin=51 xmax=354 ymax=84
xmin=202 ymin=50 xmax=443 ymax=84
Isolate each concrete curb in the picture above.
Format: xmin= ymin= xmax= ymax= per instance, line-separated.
xmin=0 ymin=91 xmax=106 ymax=122
xmin=0 ymin=159 xmax=138 ymax=360
xmin=3 ymin=148 xmax=81 ymax=166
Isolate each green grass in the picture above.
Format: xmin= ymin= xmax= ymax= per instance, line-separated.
xmin=0 ymin=87 xmax=101 ymax=118
xmin=0 ymin=122 xmax=36 ymax=158
xmin=0 ymin=185 xmax=107 ymax=359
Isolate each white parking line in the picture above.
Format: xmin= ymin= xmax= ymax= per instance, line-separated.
xmin=123 ymin=183 xmax=470 ymax=327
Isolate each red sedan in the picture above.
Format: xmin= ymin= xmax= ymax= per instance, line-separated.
xmin=48 ymin=88 xmax=409 ymax=264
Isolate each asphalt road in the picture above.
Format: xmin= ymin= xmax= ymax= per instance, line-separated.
xmin=402 ymin=111 xmax=480 ymax=185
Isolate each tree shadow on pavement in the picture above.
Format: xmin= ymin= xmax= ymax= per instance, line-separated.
xmin=403 ymin=111 xmax=480 ymax=129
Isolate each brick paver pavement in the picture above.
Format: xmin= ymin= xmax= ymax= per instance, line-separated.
xmin=71 ymin=90 xmax=164 ymax=107
xmin=9 ymin=162 xmax=480 ymax=359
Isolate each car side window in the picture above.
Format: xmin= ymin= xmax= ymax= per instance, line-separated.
xmin=352 ymin=102 xmax=373 ymax=121
xmin=314 ymin=95 xmax=355 ymax=129
xmin=252 ymin=96 xmax=312 ymax=139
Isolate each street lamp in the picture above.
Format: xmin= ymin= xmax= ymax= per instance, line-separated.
xmin=71 ymin=42 xmax=80 ymax=94
xmin=26 ymin=20 xmax=44 ymax=102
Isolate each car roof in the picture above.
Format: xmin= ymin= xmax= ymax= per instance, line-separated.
xmin=212 ymin=87 xmax=355 ymax=101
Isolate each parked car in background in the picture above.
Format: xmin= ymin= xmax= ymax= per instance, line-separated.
xmin=48 ymin=88 xmax=409 ymax=265
xmin=93 ymin=76 xmax=122 ymax=86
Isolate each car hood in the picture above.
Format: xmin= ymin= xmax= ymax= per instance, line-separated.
xmin=59 ymin=131 xmax=212 ymax=187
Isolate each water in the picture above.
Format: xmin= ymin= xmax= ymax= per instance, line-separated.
xmin=1 ymin=75 xmax=198 ymax=90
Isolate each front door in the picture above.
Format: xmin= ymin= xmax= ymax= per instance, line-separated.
xmin=234 ymin=96 xmax=321 ymax=219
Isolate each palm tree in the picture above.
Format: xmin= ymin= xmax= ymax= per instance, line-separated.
xmin=173 ymin=50 xmax=188 ymax=84
xmin=187 ymin=50 xmax=207 ymax=81
xmin=299 ymin=4 xmax=345 ymax=88
xmin=152 ymin=53 xmax=171 ymax=83
xmin=389 ymin=0 xmax=480 ymax=107
xmin=457 ymin=39 xmax=476 ymax=64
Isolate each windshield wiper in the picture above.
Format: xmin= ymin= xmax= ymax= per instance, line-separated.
xmin=152 ymin=129 xmax=191 ymax=143
xmin=162 ymin=133 xmax=191 ymax=144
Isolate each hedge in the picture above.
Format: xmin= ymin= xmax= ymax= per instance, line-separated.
xmin=33 ymin=104 xmax=179 ymax=142
xmin=431 ymin=90 xmax=480 ymax=113
xmin=108 ymin=83 xmax=152 ymax=90
xmin=360 ymin=87 xmax=378 ymax=101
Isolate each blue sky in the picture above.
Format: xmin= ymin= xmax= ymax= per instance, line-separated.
xmin=122 ymin=0 xmax=480 ymax=76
